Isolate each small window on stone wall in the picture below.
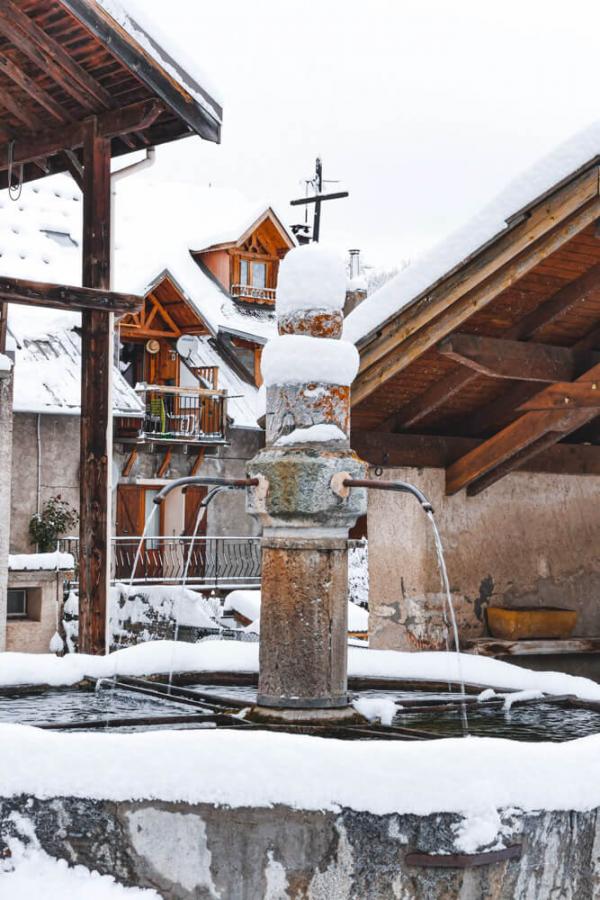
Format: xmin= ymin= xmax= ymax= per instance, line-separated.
xmin=7 ymin=589 xmax=27 ymax=618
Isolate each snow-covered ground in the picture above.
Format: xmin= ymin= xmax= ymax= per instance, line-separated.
xmin=2 ymin=640 xmax=600 ymax=701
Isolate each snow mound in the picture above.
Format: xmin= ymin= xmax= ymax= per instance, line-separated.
xmin=8 ymin=552 xmax=74 ymax=572
xmin=353 ymin=697 xmax=399 ymax=725
xmin=223 ymin=590 xmax=261 ymax=623
xmin=276 ymin=243 xmax=347 ymax=315
xmin=275 ymin=423 xmax=346 ymax=445
xmin=261 ymin=334 xmax=359 ymax=386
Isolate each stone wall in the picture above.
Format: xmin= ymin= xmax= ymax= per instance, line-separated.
xmin=1 ymin=796 xmax=598 ymax=898
xmin=368 ymin=466 xmax=600 ymax=650
xmin=5 ymin=570 xmax=65 ymax=653
xmin=9 ymin=413 xmax=263 ymax=553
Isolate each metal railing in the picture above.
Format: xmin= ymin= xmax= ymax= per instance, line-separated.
xmin=60 ymin=535 xmax=261 ymax=588
xmin=115 ymin=383 xmax=227 ymax=444
xmin=231 ymin=284 xmax=276 ymax=303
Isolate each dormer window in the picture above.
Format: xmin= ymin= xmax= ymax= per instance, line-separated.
xmin=233 ymin=257 xmax=274 ymax=303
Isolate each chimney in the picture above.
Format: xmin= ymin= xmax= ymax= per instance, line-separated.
xmin=344 ymin=249 xmax=367 ymax=316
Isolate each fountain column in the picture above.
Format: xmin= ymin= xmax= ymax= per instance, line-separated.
xmin=247 ymin=245 xmax=367 ymax=722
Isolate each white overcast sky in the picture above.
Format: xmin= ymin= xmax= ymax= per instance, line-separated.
xmin=142 ymin=0 xmax=600 ymax=270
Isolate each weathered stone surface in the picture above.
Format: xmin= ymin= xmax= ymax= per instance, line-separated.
xmin=1 ymin=797 xmax=599 ymax=899
xmin=267 ymin=383 xmax=351 ymax=446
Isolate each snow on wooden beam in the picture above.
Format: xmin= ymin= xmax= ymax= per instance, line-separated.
xmin=0 ymin=275 xmax=142 ymax=314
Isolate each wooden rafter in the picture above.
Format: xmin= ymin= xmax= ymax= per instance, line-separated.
xmin=0 ymin=275 xmax=141 ymax=314
xmin=518 ymin=381 xmax=600 ymax=411
xmin=354 ymin=170 xmax=600 ymax=407
xmin=0 ymin=51 xmax=74 ymax=124
xmin=119 ymin=292 xmax=182 ymax=339
xmin=0 ymin=99 xmax=163 ymax=172
xmin=352 ymin=429 xmax=600 ymax=476
xmin=378 ymin=260 xmax=600 ymax=432
xmin=122 ymin=449 xmax=138 ymax=477
xmin=0 ymin=0 xmax=114 ymax=111
xmin=445 ymin=359 xmax=600 ymax=495
xmin=157 ymin=449 xmax=172 ymax=478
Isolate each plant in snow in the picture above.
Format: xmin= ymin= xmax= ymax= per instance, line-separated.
xmin=28 ymin=495 xmax=78 ymax=553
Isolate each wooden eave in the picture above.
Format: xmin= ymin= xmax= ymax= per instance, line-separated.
xmin=0 ymin=0 xmax=221 ymax=191
xmin=197 ymin=208 xmax=296 ymax=254
xmin=351 ymin=161 xmax=600 ymax=495
xmin=118 ymin=271 xmax=211 ymax=339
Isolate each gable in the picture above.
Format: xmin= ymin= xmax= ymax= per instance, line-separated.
xmin=119 ymin=274 xmax=211 ymax=339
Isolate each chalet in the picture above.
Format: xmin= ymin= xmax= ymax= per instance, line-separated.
xmin=347 ymin=122 xmax=600 ymax=675
xmin=5 ymin=173 xmax=295 ymax=580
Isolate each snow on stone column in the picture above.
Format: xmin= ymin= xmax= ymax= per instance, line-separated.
xmin=247 ymin=244 xmax=367 ymax=722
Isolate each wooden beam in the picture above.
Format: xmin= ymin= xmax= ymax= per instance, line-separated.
xmin=354 ymin=187 xmax=600 ymax=407
xmin=445 ymin=360 xmax=600 ymax=495
xmin=438 ymin=332 xmax=600 ymax=383
xmin=518 ymin=381 xmax=600 ymax=410
xmin=78 ymin=118 xmax=112 ymax=657
xmin=352 ymin=429 xmax=600 ymax=476
xmin=61 ymin=149 xmax=83 ymax=191
xmin=0 ymin=51 xmax=73 ymax=123
xmin=378 ymin=261 xmax=600 ymax=432
xmin=122 ymin=448 xmax=138 ymax=477
xmin=0 ymin=301 xmax=6 ymax=353
xmin=0 ymin=99 xmax=163 ymax=172
xmin=190 ymin=448 xmax=206 ymax=476
xmin=0 ymin=275 xmax=141 ymax=314
xmin=0 ymin=0 xmax=114 ymax=111
xmin=157 ymin=449 xmax=172 ymax=478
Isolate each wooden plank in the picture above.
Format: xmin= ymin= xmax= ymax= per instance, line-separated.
xmin=0 ymin=0 xmax=114 ymax=111
xmin=518 ymin=381 xmax=600 ymax=410
xmin=445 ymin=360 xmax=600 ymax=495
xmin=121 ymin=448 xmax=138 ymax=477
xmin=78 ymin=118 xmax=111 ymax=657
xmin=378 ymin=261 xmax=600 ymax=431
xmin=0 ymin=99 xmax=163 ymax=172
xmin=190 ymin=448 xmax=206 ymax=476
xmin=357 ymin=168 xmax=599 ymax=372
xmin=61 ymin=149 xmax=83 ymax=190
xmin=0 ymin=274 xmax=141 ymax=313
xmin=438 ymin=333 xmax=598 ymax=382
xmin=352 ymin=429 xmax=600 ymax=476
xmin=0 ymin=51 xmax=73 ymax=123
xmin=157 ymin=448 xmax=172 ymax=478
xmin=464 ymin=637 xmax=600 ymax=656
xmin=353 ymin=189 xmax=600 ymax=407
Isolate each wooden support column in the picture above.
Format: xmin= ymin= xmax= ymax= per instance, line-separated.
xmin=79 ymin=118 xmax=112 ymax=655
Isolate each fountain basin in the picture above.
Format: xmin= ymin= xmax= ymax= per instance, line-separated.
xmin=487 ymin=607 xmax=577 ymax=640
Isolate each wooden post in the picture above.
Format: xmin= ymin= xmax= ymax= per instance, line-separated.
xmin=79 ymin=118 xmax=112 ymax=655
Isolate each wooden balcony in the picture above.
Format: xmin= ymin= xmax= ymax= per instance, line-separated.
xmin=115 ymin=383 xmax=227 ymax=445
xmin=231 ymin=283 xmax=276 ymax=304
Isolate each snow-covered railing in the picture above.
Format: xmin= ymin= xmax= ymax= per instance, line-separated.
xmin=231 ymin=284 xmax=276 ymax=303
xmin=115 ymin=383 xmax=227 ymax=444
xmin=60 ymin=535 xmax=261 ymax=588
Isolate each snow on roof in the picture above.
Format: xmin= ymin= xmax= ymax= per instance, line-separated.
xmin=96 ymin=0 xmax=223 ymax=124
xmin=344 ymin=119 xmax=600 ymax=345
xmin=12 ymin=329 xmax=142 ymax=417
xmin=1 ymin=173 xmax=284 ymax=346
xmin=179 ymin=335 xmax=260 ymax=430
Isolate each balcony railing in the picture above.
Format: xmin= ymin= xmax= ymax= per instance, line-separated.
xmin=60 ymin=536 xmax=261 ymax=589
xmin=115 ymin=383 xmax=227 ymax=445
xmin=231 ymin=283 xmax=276 ymax=303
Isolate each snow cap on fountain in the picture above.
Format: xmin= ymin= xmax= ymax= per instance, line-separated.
xmin=276 ymin=243 xmax=347 ymax=316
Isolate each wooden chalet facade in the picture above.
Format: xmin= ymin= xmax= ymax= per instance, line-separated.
xmin=0 ymin=0 xmax=222 ymax=654
xmin=348 ymin=141 xmax=600 ymax=672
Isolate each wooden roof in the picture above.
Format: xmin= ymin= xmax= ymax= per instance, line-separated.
xmin=0 ymin=0 xmax=222 ymax=189
xmin=351 ymin=160 xmax=600 ymax=496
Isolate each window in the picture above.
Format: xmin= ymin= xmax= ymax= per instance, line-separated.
xmin=240 ymin=258 xmax=249 ymax=285
xmin=252 ymin=261 xmax=266 ymax=288
xmin=7 ymin=589 xmax=27 ymax=618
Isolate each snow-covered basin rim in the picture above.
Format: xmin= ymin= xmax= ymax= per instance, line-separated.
xmin=2 ymin=724 xmax=600 ymax=818
xmin=2 ymin=642 xmax=600 ymax=702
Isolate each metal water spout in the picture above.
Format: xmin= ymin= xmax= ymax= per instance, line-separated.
xmin=246 ymin=244 xmax=367 ymax=723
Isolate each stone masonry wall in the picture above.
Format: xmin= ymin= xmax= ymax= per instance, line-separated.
xmin=368 ymin=466 xmax=600 ymax=650
xmin=1 ymin=796 xmax=598 ymax=898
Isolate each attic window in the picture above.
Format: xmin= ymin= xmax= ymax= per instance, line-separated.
xmin=233 ymin=257 xmax=274 ymax=303
xmin=41 ymin=229 xmax=78 ymax=248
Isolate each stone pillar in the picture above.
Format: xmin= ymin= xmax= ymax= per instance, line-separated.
xmin=0 ymin=353 xmax=14 ymax=651
xmin=247 ymin=244 xmax=367 ymax=722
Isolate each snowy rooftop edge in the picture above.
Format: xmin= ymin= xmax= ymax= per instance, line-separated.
xmin=344 ymin=119 xmax=600 ymax=345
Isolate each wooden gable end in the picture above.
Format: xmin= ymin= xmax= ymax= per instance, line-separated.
xmin=119 ymin=275 xmax=210 ymax=340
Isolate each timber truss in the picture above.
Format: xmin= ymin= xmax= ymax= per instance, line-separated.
xmin=351 ymin=161 xmax=600 ymax=495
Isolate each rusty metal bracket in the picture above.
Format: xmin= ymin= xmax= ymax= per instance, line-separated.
xmin=405 ymin=845 xmax=522 ymax=868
